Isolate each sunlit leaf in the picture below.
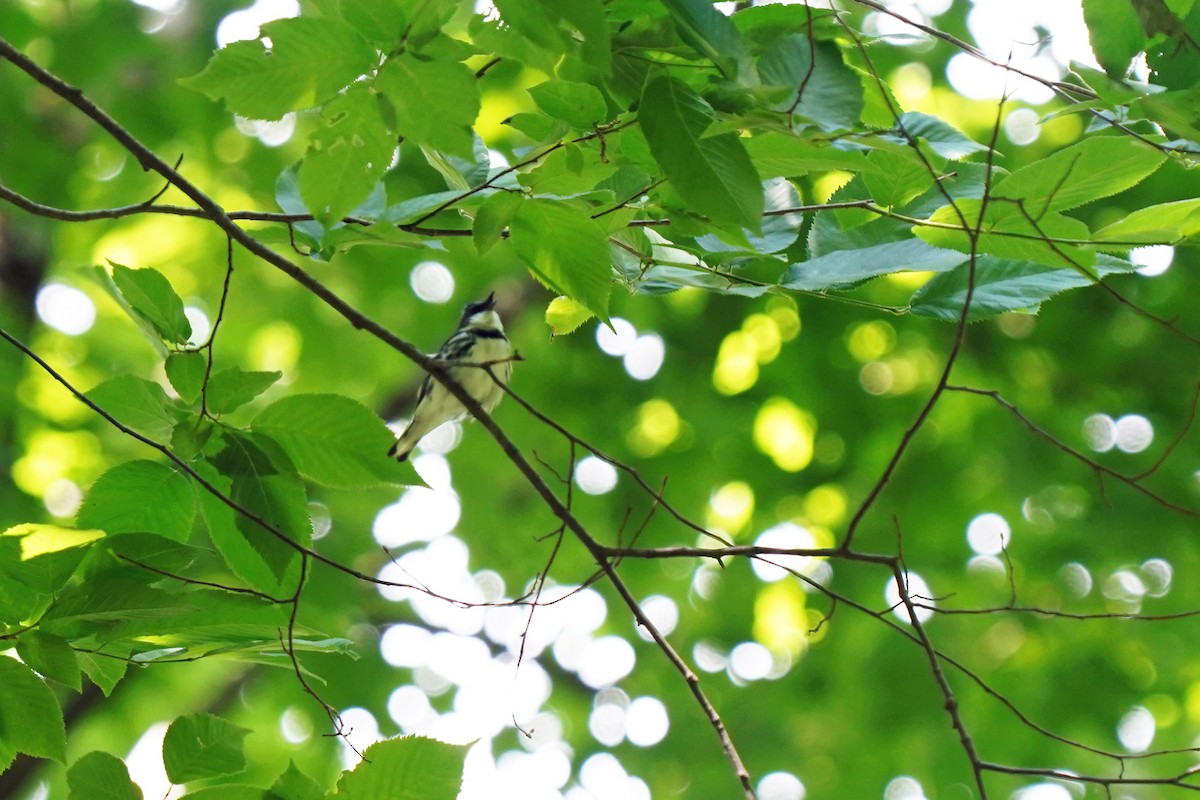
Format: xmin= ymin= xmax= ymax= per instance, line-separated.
xmin=163 ymin=713 xmax=250 ymax=783
xmin=77 ymin=460 xmax=197 ymax=542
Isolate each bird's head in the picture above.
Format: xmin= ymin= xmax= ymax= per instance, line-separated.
xmin=458 ymin=292 xmax=503 ymax=332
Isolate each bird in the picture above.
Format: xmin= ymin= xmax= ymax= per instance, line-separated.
xmin=389 ymin=292 xmax=513 ymax=461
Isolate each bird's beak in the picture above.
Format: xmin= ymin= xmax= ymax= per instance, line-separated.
xmin=483 ymin=291 xmax=496 ymax=309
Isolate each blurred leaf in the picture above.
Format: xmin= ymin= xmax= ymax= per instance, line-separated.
xmin=163 ymin=712 xmax=250 ymax=783
xmin=0 ymin=655 xmax=67 ymax=767
xmin=639 ymin=75 xmax=764 ymax=233
xmin=77 ymin=460 xmax=197 ymax=542
xmin=67 ymin=751 xmax=143 ymax=800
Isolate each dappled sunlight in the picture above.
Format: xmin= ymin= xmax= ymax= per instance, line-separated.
xmin=885 ymin=571 xmax=935 ymax=624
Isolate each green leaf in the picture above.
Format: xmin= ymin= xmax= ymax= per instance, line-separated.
xmin=545 ymin=295 xmax=595 ymax=336
xmin=0 ymin=655 xmax=67 ymax=768
xmin=89 ymin=533 xmax=203 ymax=577
xmin=210 ymin=432 xmax=310 ymax=587
xmin=40 ymin=577 xmax=188 ymax=637
xmin=863 ymin=149 xmax=931 ymax=209
xmin=87 ymin=374 xmax=182 ymax=441
xmin=182 ymin=16 xmax=376 ymax=120
xmin=77 ymin=460 xmax=197 ymax=542
xmin=299 ymin=83 xmax=396 ymax=227
xmin=898 ymin=112 xmax=989 ymax=160
xmin=1091 ymin=197 xmax=1200 ymax=245
xmin=269 ymin=761 xmax=323 ymax=800
xmin=1134 ymin=86 xmax=1200 ymax=142
xmin=16 ymin=631 xmax=81 ymax=691
xmin=660 ymin=0 xmax=749 ymax=80
xmin=782 ymin=239 xmax=968 ymax=291
xmin=909 ymin=254 xmax=1136 ymax=321
xmin=252 ymin=393 xmax=417 ymax=489
xmin=109 ymin=265 xmax=192 ymax=345
xmin=376 ymin=53 xmax=480 ymax=158
xmin=509 ymin=198 xmax=613 ymax=320
xmin=163 ymin=712 xmax=250 ymax=783
xmin=743 ymin=133 xmax=870 ymax=178
xmin=528 ymin=80 xmax=608 ymax=129
xmin=67 ymin=751 xmax=143 ymax=800
xmin=991 ymin=137 xmax=1166 ymax=214
xmin=76 ymin=650 xmax=129 ymax=696
xmin=335 ymin=736 xmax=468 ymax=800
xmin=1084 ymin=0 xmax=1146 ymax=77
xmin=914 ymin=199 xmax=1097 ymax=270
xmin=206 ymin=367 xmax=282 ymax=415
xmin=639 ymin=75 xmax=764 ymax=232
xmin=166 ymin=351 xmax=208 ymax=405
xmin=195 ymin=461 xmax=294 ymax=596
xmin=473 ymin=191 xmax=523 ymax=255
xmin=0 ymin=524 xmax=104 ymax=594
xmin=757 ymin=36 xmax=863 ymax=131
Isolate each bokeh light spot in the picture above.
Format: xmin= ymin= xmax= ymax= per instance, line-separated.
xmin=575 ymin=455 xmax=618 ymax=495
xmin=753 ymin=398 xmax=815 ymax=472
xmin=624 ymin=696 xmax=669 ymax=747
xmin=410 ymin=261 xmax=455 ymax=303
xmin=966 ymin=512 xmax=1010 ymax=556
xmin=758 ymin=771 xmax=806 ymax=800
xmin=707 ymin=481 xmax=755 ymax=535
xmin=624 ymin=334 xmax=664 ymax=380
xmin=596 ymin=317 xmax=636 ymax=356
xmin=1114 ymin=414 xmax=1153 ymax=453
xmin=36 ymin=284 xmax=96 ymax=336
xmin=1117 ymin=705 xmax=1155 ymax=753
xmin=885 ymin=571 xmax=935 ymax=624
xmin=628 ymin=398 xmax=681 ymax=457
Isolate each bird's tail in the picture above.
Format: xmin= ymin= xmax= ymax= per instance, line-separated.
xmin=388 ymin=436 xmax=415 ymax=462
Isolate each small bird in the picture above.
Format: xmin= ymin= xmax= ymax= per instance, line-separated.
xmin=389 ymin=292 xmax=513 ymax=461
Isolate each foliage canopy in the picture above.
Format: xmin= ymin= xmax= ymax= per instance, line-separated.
xmin=2 ymin=0 xmax=1200 ymax=798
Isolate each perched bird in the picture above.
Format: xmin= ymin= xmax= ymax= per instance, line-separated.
xmin=389 ymin=292 xmax=513 ymax=461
